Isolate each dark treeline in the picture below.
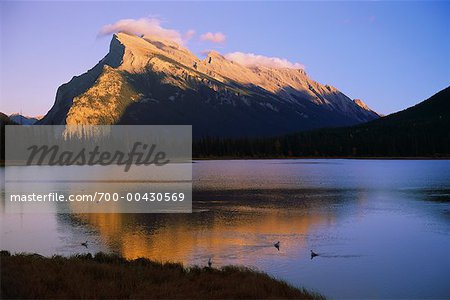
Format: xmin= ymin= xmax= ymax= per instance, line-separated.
xmin=193 ymin=122 xmax=449 ymax=158
xmin=194 ymin=87 xmax=450 ymax=158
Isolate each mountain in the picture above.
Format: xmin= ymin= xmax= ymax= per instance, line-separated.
xmin=1 ymin=113 xmax=17 ymax=161
xmin=0 ymin=112 xmax=17 ymax=126
xmin=368 ymin=86 xmax=449 ymax=126
xmin=39 ymin=32 xmax=379 ymax=137
xmin=9 ymin=114 xmax=40 ymax=125
xmin=193 ymin=86 xmax=450 ymax=157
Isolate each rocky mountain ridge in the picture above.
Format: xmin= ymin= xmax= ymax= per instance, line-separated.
xmin=39 ymin=33 xmax=379 ymax=137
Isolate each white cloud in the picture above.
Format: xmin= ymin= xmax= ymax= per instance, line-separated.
xmin=98 ymin=17 xmax=187 ymax=45
xmin=224 ymin=52 xmax=304 ymax=69
xmin=98 ymin=18 xmax=303 ymax=70
xmin=200 ymin=32 xmax=226 ymax=44
xmin=184 ymin=29 xmax=196 ymax=41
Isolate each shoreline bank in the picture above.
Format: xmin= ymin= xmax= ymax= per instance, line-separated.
xmin=0 ymin=251 xmax=323 ymax=299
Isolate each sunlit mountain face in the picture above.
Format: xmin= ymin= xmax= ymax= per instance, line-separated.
xmin=39 ymin=33 xmax=379 ymax=137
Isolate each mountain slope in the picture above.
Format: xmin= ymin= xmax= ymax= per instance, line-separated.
xmin=369 ymin=86 xmax=450 ymax=125
xmin=193 ymin=86 xmax=450 ymax=157
xmin=8 ymin=114 xmax=40 ymax=125
xmin=0 ymin=113 xmax=17 ymax=126
xmin=1 ymin=112 xmax=18 ymax=161
xmin=39 ymin=33 xmax=379 ymax=137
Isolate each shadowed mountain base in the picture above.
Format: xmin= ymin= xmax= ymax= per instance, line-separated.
xmin=193 ymin=86 xmax=450 ymax=157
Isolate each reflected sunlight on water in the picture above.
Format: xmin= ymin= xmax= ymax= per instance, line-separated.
xmin=74 ymin=205 xmax=336 ymax=263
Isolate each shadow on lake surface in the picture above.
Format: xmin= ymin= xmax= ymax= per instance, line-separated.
xmin=1 ymin=159 xmax=450 ymax=298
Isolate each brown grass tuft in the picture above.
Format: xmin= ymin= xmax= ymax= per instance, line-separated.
xmin=0 ymin=251 xmax=323 ymax=299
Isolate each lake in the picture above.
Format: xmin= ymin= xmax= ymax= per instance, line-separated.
xmin=1 ymin=159 xmax=450 ymax=298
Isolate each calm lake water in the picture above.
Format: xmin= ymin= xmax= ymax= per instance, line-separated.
xmin=1 ymin=159 xmax=450 ymax=299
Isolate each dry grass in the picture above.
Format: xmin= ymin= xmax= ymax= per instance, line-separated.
xmin=0 ymin=251 xmax=323 ymax=299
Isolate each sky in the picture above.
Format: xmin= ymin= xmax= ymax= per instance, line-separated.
xmin=0 ymin=1 xmax=449 ymax=117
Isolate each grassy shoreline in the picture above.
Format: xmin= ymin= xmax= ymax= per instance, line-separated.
xmin=0 ymin=251 xmax=323 ymax=299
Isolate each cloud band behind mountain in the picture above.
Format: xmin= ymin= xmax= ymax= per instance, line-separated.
xmin=99 ymin=18 xmax=303 ymax=70
xmin=224 ymin=52 xmax=304 ymax=69
xmin=200 ymin=32 xmax=226 ymax=44
xmin=98 ymin=18 xmax=190 ymax=45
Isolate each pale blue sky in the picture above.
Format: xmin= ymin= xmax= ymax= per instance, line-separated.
xmin=1 ymin=1 xmax=449 ymax=116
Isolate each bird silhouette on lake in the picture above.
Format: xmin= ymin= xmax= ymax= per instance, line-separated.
xmin=81 ymin=241 xmax=88 ymax=248
xmin=208 ymin=257 xmax=212 ymax=268
xmin=274 ymin=241 xmax=280 ymax=251
xmin=310 ymin=250 xmax=318 ymax=259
